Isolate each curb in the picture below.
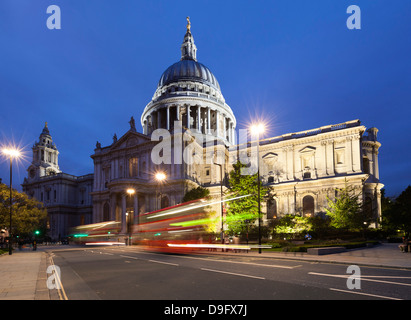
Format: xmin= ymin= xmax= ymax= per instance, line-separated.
xmin=201 ymin=249 xmax=411 ymax=271
xmin=35 ymin=252 xmax=50 ymax=300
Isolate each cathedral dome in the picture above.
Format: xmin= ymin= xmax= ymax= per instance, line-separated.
xmin=141 ymin=17 xmax=236 ymax=145
xmin=157 ymin=60 xmax=221 ymax=92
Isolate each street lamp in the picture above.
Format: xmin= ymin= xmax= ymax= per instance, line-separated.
xmin=250 ymin=124 xmax=264 ymax=254
xmin=2 ymin=147 xmax=22 ymax=255
xmin=123 ymin=188 xmax=136 ymax=245
xmin=126 ymin=188 xmax=136 ymax=196
xmin=214 ymin=150 xmax=225 ymax=248
xmin=154 ymin=172 xmax=166 ymax=182
xmin=154 ymin=171 xmax=166 ymax=209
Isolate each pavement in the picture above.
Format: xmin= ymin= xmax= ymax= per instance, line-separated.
xmin=0 ymin=242 xmax=410 ymax=300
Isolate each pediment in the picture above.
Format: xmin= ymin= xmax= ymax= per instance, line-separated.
xmin=262 ymin=152 xmax=278 ymax=165
xmin=299 ymin=146 xmax=316 ymax=153
xmin=110 ymin=130 xmax=150 ymax=151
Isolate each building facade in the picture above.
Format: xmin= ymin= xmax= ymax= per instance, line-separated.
xmin=22 ymin=123 xmax=94 ymax=240
xmin=23 ymin=19 xmax=383 ymax=238
xmin=90 ymin=18 xmax=383 ymax=234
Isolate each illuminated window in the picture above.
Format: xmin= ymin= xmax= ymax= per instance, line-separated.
xmin=303 ymin=195 xmax=314 ymax=217
xmin=267 ymin=199 xmax=277 ymax=219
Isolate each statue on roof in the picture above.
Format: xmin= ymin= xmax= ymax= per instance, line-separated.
xmin=129 ymin=116 xmax=136 ymax=132
xmin=186 ymin=16 xmax=191 ymax=32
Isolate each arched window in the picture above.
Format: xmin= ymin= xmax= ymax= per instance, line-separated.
xmin=103 ymin=203 xmax=110 ymax=221
xmin=303 ymin=195 xmax=314 ymax=217
xmin=267 ymin=199 xmax=277 ymax=219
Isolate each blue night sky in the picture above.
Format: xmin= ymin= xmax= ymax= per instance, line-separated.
xmin=0 ymin=0 xmax=410 ymax=197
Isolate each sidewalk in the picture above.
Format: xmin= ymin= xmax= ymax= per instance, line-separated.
xmin=0 ymin=242 xmax=410 ymax=300
xmin=0 ymin=247 xmax=50 ymax=300
xmin=216 ymin=242 xmax=411 ymax=269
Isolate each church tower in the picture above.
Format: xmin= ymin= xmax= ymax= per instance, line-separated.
xmin=27 ymin=122 xmax=61 ymax=181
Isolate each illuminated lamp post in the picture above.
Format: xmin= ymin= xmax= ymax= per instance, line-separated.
xmin=154 ymin=172 xmax=166 ymax=210
xmin=126 ymin=188 xmax=136 ymax=245
xmin=250 ymin=123 xmax=264 ymax=254
xmin=2 ymin=147 xmax=21 ymax=255
xmin=214 ymin=150 xmax=225 ymax=248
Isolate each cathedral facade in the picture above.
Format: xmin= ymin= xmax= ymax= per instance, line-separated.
xmin=23 ymin=19 xmax=383 ymax=238
xmin=22 ymin=123 xmax=93 ymax=240
xmin=90 ymin=19 xmax=383 ymax=235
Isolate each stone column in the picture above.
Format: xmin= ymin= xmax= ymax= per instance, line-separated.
xmin=229 ymin=121 xmax=233 ymax=143
xmin=215 ymin=111 xmax=220 ymax=138
xmin=121 ymin=194 xmax=127 ymax=234
xmin=222 ymin=114 xmax=226 ymax=140
xmin=186 ymin=105 xmax=190 ymax=129
xmin=176 ymin=105 xmax=180 ymax=121
xmin=207 ymin=107 xmax=211 ymax=134
xmin=166 ymin=106 xmax=170 ymax=130
xmin=133 ymin=192 xmax=139 ymax=224
xmin=197 ymin=105 xmax=201 ymax=132
xmin=143 ymin=120 xmax=147 ymax=135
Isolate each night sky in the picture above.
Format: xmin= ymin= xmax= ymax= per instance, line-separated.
xmin=0 ymin=0 xmax=410 ymax=197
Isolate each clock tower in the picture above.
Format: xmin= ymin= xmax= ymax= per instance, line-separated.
xmin=27 ymin=122 xmax=61 ymax=181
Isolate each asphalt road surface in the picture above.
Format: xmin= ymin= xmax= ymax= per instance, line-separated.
xmin=48 ymin=245 xmax=411 ymax=303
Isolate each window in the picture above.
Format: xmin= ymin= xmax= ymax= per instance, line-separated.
xmin=363 ymin=157 xmax=370 ymax=174
xmin=303 ymin=195 xmax=314 ymax=217
xmin=303 ymin=172 xmax=311 ymax=179
xmin=268 ymin=176 xmax=274 ymax=183
xmin=129 ymin=157 xmax=138 ymax=177
xmin=267 ymin=199 xmax=277 ymax=219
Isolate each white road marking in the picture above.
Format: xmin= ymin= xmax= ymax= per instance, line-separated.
xmin=120 ymin=255 xmax=139 ymax=260
xmin=175 ymin=255 xmax=301 ymax=269
xmin=308 ymin=272 xmax=411 ymax=287
xmin=329 ymin=288 xmax=402 ymax=300
xmin=201 ymin=268 xmax=265 ymax=280
xmin=148 ymin=260 xmax=179 ymax=266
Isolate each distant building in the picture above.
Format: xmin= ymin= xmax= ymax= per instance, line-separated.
xmin=22 ymin=123 xmax=93 ymax=240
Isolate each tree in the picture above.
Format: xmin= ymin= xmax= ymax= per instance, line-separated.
xmin=382 ymin=186 xmax=411 ymax=237
xmin=272 ymin=214 xmax=313 ymax=239
xmin=225 ymin=161 xmax=270 ymax=236
xmin=325 ymin=182 xmax=365 ymax=231
xmin=0 ymin=183 xmax=47 ymax=238
xmin=183 ymin=186 xmax=210 ymax=202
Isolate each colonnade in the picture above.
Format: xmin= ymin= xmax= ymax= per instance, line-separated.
xmin=143 ymin=104 xmax=236 ymax=144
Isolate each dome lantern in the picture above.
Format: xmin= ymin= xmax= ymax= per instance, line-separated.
xmin=181 ymin=16 xmax=197 ymax=61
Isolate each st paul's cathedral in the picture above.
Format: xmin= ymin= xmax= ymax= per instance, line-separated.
xmin=23 ymin=18 xmax=383 ymax=240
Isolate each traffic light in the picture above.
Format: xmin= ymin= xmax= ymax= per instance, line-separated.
xmin=34 ymin=230 xmax=40 ymax=235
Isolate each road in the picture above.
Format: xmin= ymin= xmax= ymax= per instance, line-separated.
xmin=48 ymin=245 xmax=411 ymax=303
